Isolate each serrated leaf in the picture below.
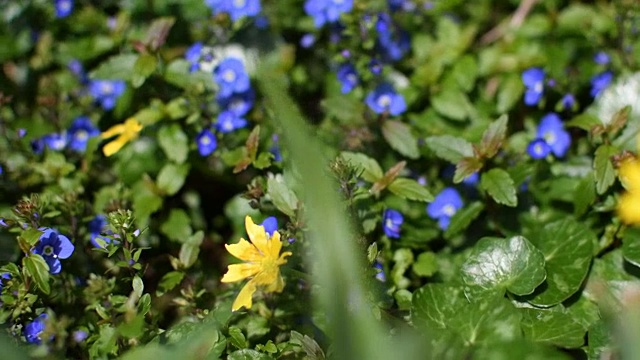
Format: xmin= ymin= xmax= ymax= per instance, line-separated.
xmin=521 ymin=308 xmax=587 ymax=348
xmin=454 ymin=157 xmax=483 ymax=183
xmin=412 ymin=252 xmax=438 ymax=277
xmin=424 ymin=135 xmax=474 ymax=163
xmin=525 ymin=218 xmax=596 ymax=306
xmin=444 ymin=201 xmax=484 ymax=239
xmin=158 ymin=124 xmax=189 ymax=164
xmin=479 ymin=115 xmax=508 ymax=159
xmin=566 ymin=113 xmax=601 ymax=131
xmin=372 ymin=161 xmax=406 ymax=195
xmin=480 ymin=168 xmax=517 ymax=207
xmin=23 ymin=254 xmax=50 ymax=295
xmin=157 ymin=271 xmax=185 ymax=295
xmin=431 ymin=89 xmax=469 ymax=121
xmin=623 ymin=227 xmax=640 ymax=268
xmin=381 ymin=120 xmax=419 ymax=159
xmin=160 ymin=209 xmax=192 ymax=242
xmin=340 ymin=151 xmax=383 ymax=182
xmin=90 ymin=54 xmax=137 ymax=80
xmin=497 ymin=73 xmax=524 ymax=113
xmin=594 ymin=144 xmax=617 ymax=195
xmin=461 ymin=236 xmax=546 ymax=296
xmin=387 ymin=178 xmax=434 ymax=202
xmin=157 ymin=163 xmax=190 ymax=196
xmin=20 ymin=228 xmax=43 ymax=246
xmin=267 ymin=175 xmax=298 ymax=217
xmin=132 ymin=53 xmax=157 ymax=88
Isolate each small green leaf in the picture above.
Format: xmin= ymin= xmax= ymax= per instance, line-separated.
xmin=158 ymin=124 xmax=189 ymax=164
xmin=479 ymin=115 xmax=508 ymax=159
xmin=132 ymin=53 xmax=157 ymax=88
xmin=431 ymin=89 xmax=469 ymax=121
xmin=566 ymin=113 xmax=601 ymax=131
xmin=588 ymin=320 xmax=613 ymax=360
xmin=20 ymin=228 xmax=44 ymax=246
xmin=90 ymin=54 xmax=137 ymax=80
xmin=480 ymin=168 xmax=517 ymax=207
xmin=228 ymin=349 xmax=272 ymax=360
xmin=474 ymin=339 xmax=571 ymax=360
xmin=461 ymin=236 xmax=546 ymax=296
xmin=594 ymin=144 xmax=617 ymax=195
xmin=412 ymin=252 xmax=438 ymax=277
xmin=387 ymin=178 xmax=434 ymax=202
xmin=497 ymin=73 xmax=524 ymax=113
xmin=157 ymin=271 xmax=185 ymax=295
xmin=160 ymin=209 xmax=192 ymax=242
xmin=23 ymin=254 xmax=50 ymax=295
xmin=228 ymin=327 xmax=248 ymax=349
xmin=521 ymin=308 xmax=587 ymax=348
xmin=454 ymin=157 xmax=483 ymax=184
xmin=340 ymin=151 xmax=383 ymax=182
xmin=179 ymin=231 xmax=204 ymax=269
xmin=424 ymin=135 xmax=474 ymax=163
xmin=623 ymin=227 xmax=640 ymax=268
xmin=267 ymin=175 xmax=298 ymax=217
xmin=573 ymin=175 xmax=596 ymax=216
xmin=143 ymin=17 xmax=175 ymax=51
xmin=381 ymin=120 xmax=419 ymax=159
xmin=525 ymin=218 xmax=596 ymax=306
xmin=290 ymin=330 xmax=325 ymax=360
xmin=132 ymin=275 xmax=144 ymax=300
xmin=444 ymin=201 xmax=484 ymax=239
xmin=157 ymin=163 xmax=190 ymax=196
xmin=253 ymin=152 xmax=273 ymax=169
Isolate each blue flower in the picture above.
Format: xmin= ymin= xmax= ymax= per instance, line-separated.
xmin=88 ymin=215 xmax=112 ymax=248
xmin=527 ymin=138 xmax=552 ymax=159
xmin=43 ymin=132 xmax=68 ymax=151
xmin=304 ymin=0 xmax=354 ymax=28
xmin=67 ymin=59 xmax=86 ymax=83
xmin=185 ymin=42 xmax=205 ymax=72
xmin=369 ymin=59 xmax=383 ymax=75
xmin=214 ymin=58 xmax=251 ymax=98
xmin=376 ymin=13 xmax=411 ymax=62
xmin=31 ymin=138 xmax=45 ymax=155
xmin=300 ymin=33 xmax=316 ymax=48
xmin=217 ymin=89 xmax=254 ymax=117
xmin=67 ymin=117 xmax=99 ymax=152
xmin=24 ymin=313 xmax=48 ymax=344
xmin=72 ymin=330 xmax=88 ymax=343
xmin=336 ymin=63 xmax=359 ymax=94
xmin=382 ymin=209 xmax=403 ymax=238
xmin=560 ymin=93 xmax=575 ymax=111
xmin=0 ymin=165 xmax=3 ymax=175
xmin=521 ymin=67 xmax=545 ymax=106
xmin=590 ymin=71 xmax=613 ymax=98
xmin=196 ymin=129 xmax=217 ymax=156
xmin=215 ymin=111 xmax=248 ymax=133
xmin=55 ymin=0 xmax=73 ymax=18
xmin=594 ymin=51 xmax=610 ymax=65
xmin=427 ymin=188 xmax=463 ymax=230
xmin=270 ymin=134 xmax=282 ymax=162
xmin=0 ymin=272 xmax=10 ymax=293
xmin=33 ymin=229 xmax=74 ymax=274
xmin=373 ymin=262 xmax=386 ymax=282
xmin=0 ymin=218 xmax=8 ymax=227
xmin=261 ymin=216 xmax=278 ymax=237
xmin=88 ymin=80 xmax=126 ymax=110
xmin=206 ymin=0 xmax=261 ymax=21
xmin=534 ymin=113 xmax=571 ymax=158
xmin=365 ymin=83 xmax=407 ymax=116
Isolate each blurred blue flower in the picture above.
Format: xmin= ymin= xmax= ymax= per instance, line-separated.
xmin=24 ymin=313 xmax=48 ymax=344
xmin=88 ymin=215 xmax=113 ymax=248
xmin=560 ymin=93 xmax=575 ymax=110
xmin=534 ymin=113 xmax=571 ymax=157
xmin=0 ymin=272 xmax=10 ymax=292
xmin=336 ymin=63 xmax=359 ymax=94
xmin=217 ymin=89 xmax=254 ymax=117
xmin=196 ymin=129 xmax=217 ymax=156
xmin=55 ymin=0 xmax=73 ymax=18
xmin=594 ymin=51 xmax=610 ymax=65
xmin=376 ymin=14 xmax=411 ymax=62
xmin=215 ymin=111 xmax=247 ymax=133
xmin=67 ymin=59 xmax=86 ymax=83
xmin=206 ymin=0 xmax=261 ymax=21
xmin=88 ymin=79 xmax=126 ymax=110
xmin=43 ymin=132 xmax=68 ymax=151
xmin=373 ymin=261 xmax=386 ymax=282
xmin=0 ymin=218 xmax=7 ymax=227
xmin=521 ymin=67 xmax=545 ymax=106
xmin=261 ymin=216 xmax=278 ymax=237
xmin=304 ymin=0 xmax=354 ymax=28
xmin=369 ymin=59 xmax=383 ymax=75
xmin=0 ymin=165 xmax=3 ymax=175
xmin=31 ymin=138 xmax=45 ymax=155
xmin=590 ymin=71 xmax=613 ymax=98
xmin=270 ymin=134 xmax=282 ymax=162
xmin=427 ymin=188 xmax=463 ymax=230
xmin=185 ymin=42 xmax=206 ymax=72
xmin=365 ymin=83 xmax=406 ymax=116
xmin=300 ymin=33 xmax=316 ymax=48
xmin=72 ymin=330 xmax=88 ymax=343
xmin=67 ymin=117 xmax=99 ymax=152
xmin=527 ymin=138 xmax=552 ymax=159
xmin=34 ymin=229 xmax=75 ymax=274
xmin=214 ymin=58 xmax=250 ymax=97
xmin=382 ymin=209 xmax=403 ymax=238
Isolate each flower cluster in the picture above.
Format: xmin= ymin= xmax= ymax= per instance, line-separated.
xmin=88 ymin=79 xmax=126 ymax=110
xmin=30 ymin=117 xmax=100 ymax=155
xmin=375 ymin=13 xmax=411 ymax=62
xmin=527 ymin=113 xmax=571 ymax=159
xmin=427 ymin=188 xmax=463 ymax=230
xmin=336 ymin=63 xmax=359 ymax=94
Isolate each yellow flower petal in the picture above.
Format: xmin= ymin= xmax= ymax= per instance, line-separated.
xmin=102 ymin=137 xmax=127 ymax=157
xmin=264 ymin=273 xmax=285 ymax=293
xmin=232 ymin=279 xmax=257 ymax=311
xmin=244 ymin=216 xmax=270 ymax=256
xmin=618 ymin=192 xmax=640 ymax=224
xmin=225 ymin=239 xmax=262 ymax=262
xmin=101 ymin=118 xmax=143 ymax=156
xmin=620 ymin=159 xmax=640 ymax=192
xmin=101 ymin=124 xmax=125 ymax=139
xmin=221 ymin=263 xmax=261 ymax=283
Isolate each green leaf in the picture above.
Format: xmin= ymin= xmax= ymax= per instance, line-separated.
xmin=267 ymin=175 xmax=298 ymax=217
xmin=573 ymin=175 xmax=596 ymax=216
xmin=132 ymin=53 xmax=158 ymax=88
xmin=228 ymin=349 xmax=273 ymax=360
xmin=449 ymin=296 xmax=522 ymax=344
xmin=90 ymin=54 xmax=137 ymax=80
xmin=144 ymin=17 xmax=175 ymax=51
xmin=431 ymin=89 xmax=469 ymax=121
xmin=622 ymin=227 xmax=640 ymax=268
xmin=480 ymin=168 xmax=517 ymax=207
xmin=23 ymin=254 xmax=50 ymax=295
xmin=20 ymin=228 xmax=43 ymax=246
xmin=157 ymin=163 xmax=190 ymax=196
xmin=497 ymin=73 xmax=524 ymax=113
xmin=387 ymin=178 xmax=434 ymax=202
xmin=228 ymin=326 xmax=248 ymax=349
xmin=118 ymin=315 xmax=145 ymax=339
xmin=290 ymin=331 xmax=325 ymax=360
xmin=424 ymin=135 xmax=474 ymax=163
xmin=160 ymin=209 xmax=192 ymax=242
xmin=157 ymin=271 xmax=185 ymax=295
xmin=474 ymin=339 xmax=571 ymax=360
xmin=566 ymin=113 xmax=601 ymax=131
xmin=340 ymin=151 xmax=383 ymax=182
xmin=412 ymin=252 xmax=438 ymax=277
xmin=253 ymin=152 xmax=273 ymax=169
xmin=158 ymin=124 xmax=189 ymax=164
xmin=451 ymin=55 xmax=477 ymax=92
xmin=132 ymin=181 xmax=163 ymax=226
xmin=454 ymin=157 xmax=483 ymax=184
xmin=520 ymin=308 xmax=587 ymax=348
xmin=461 ymin=236 xmax=546 ymax=296
xmin=381 ymin=120 xmax=419 ymax=159
xmin=479 ymin=115 xmax=508 ymax=158
xmin=587 ymin=320 xmax=613 ymax=360
xmin=179 ymin=231 xmax=204 ymax=269
xmin=411 ymin=284 xmax=469 ymax=330
xmin=443 ymin=201 xmax=484 ymax=239
xmin=525 ymin=218 xmax=596 ymax=306
xmin=594 ymin=144 xmax=617 ymax=195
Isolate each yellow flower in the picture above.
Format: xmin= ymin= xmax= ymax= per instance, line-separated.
xmin=101 ymin=118 xmax=143 ymax=157
xmin=618 ymin=159 xmax=640 ymax=224
xmin=221 ymin=216 xmax=292 ymax=311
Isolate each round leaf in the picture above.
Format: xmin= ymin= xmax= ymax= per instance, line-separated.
xmin=461 ymin=236 xmax=546 ymax=296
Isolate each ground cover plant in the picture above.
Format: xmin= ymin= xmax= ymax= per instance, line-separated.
xmin=1 ymin=0 xmax=640 ymax=359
